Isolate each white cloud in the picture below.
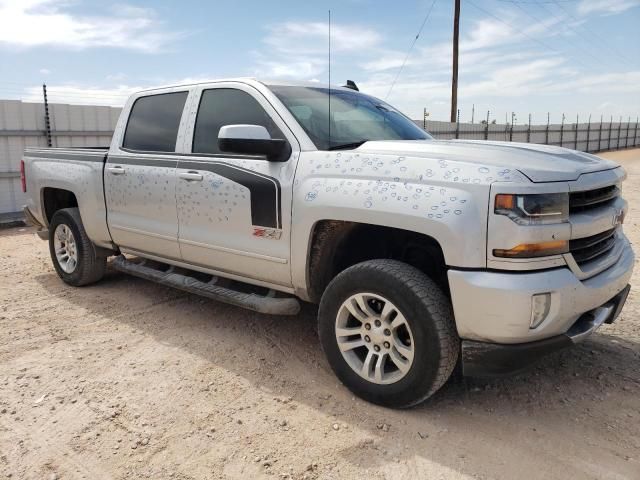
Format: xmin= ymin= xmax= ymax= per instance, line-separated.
xmin=461 ymin=18 xmax=513 ymax=51
xmin=39 ymin=68 xmax=50 ymax=75
xmin=22 ymin=84 xmax=139 ymax=106
xmin=577 ymin=0 xmax=640 ymax=15
xmin=264 ymin=21 xmax=381 ymax=55
xmin=253 ymin=21 xmax=382 ymax=80
xmin=106 ymin=72 xmax=127 ymax=82
xmin=0 ymin=0 xmax=184 ymax=52
xmin=254 ymin=59 xmax=326 ymax=79
xmin=15 ymin=75 xmax=227 ymax=106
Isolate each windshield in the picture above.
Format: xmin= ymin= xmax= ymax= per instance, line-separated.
xmin=269 ymin=85 xmax=432 ymax=150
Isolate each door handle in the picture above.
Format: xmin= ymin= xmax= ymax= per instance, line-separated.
xmin=179 ymin=171 xmax=203 ymax=182
xmin=107 ymin=166 xmax=126 ymax=175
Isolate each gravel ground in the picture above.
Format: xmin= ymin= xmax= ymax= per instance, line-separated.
xmin=1 ymin=149 xmax=639 ymax=480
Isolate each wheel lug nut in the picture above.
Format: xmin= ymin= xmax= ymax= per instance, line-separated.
xmin=383 ymin=341 xmax=390 ymax=349
xmin=364 ymin=335 xmax=371 ymax=343
xmin=364 ymin=323 xmax=371 ymax=330
xmin=373 ymin=345 xmax=380 ymax=352
xmin=374 ymin=320 xmax=381 ymax=327
xmin=384 ymin=329 xmax=391 ymax=336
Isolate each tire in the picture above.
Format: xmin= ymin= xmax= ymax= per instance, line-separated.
xmin=48 ymin=208 xmax=107 ymax=286
xmin=318 ymin=259 xmax=459 ymax=408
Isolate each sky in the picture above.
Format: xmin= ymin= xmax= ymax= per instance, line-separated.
xmin=0 ymin=0 xmax=639 ymax=124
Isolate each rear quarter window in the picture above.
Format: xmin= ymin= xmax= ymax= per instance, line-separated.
xmin=123 ymin=92 xmax=188 ymax=152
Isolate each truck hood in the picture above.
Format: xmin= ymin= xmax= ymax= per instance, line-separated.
xmin=354 ymin=139 xmax=619 ymax=182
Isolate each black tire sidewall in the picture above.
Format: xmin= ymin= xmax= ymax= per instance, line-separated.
xmin=318 ymin=262 xmax=453 ymax=407
xmin=49 ymin=209 xmax=90 ymax=286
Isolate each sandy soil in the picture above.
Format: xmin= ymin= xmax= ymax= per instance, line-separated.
xmin=1 ymin=149 xmax=639 ymax=480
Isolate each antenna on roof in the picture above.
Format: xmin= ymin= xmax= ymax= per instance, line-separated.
xmin=328 ymin=9 xmax=331 ymax=149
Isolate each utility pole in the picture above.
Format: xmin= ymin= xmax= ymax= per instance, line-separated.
xmin=450 ymin=0 xmax=460 ymax=123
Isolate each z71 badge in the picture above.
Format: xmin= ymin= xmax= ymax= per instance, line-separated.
xmin=252 ymin=227 xmax=282 ymax=240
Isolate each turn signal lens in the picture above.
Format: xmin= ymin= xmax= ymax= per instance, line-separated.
xmin=495 ymin=194 xmax=515 ymax=210
xmin=493 ymin=240 xmax=569 ymax=258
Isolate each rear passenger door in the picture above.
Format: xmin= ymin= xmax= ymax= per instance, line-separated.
xmin=176 ymin=84 xmax=298 ymax=287
xmin=105 ymin=91 xmax=189 ymax=260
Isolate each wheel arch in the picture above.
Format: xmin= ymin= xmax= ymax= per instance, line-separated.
xmin=41 ymin=187 xmax=79 ymax=226
xmin=303 ymin=219 xmax=449 ymax=303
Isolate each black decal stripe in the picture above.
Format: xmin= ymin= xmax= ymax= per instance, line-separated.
xmin=107 ymin=155 xmax=281 ymax=230
xmin=180 ymin=161 xmax=281 ymax=229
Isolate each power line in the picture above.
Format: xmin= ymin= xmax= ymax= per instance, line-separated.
xmin=505 ymin=0 xmax=623 ymax=71
xmin=464 ymin=0 xmax=593 ymax=70
xmin=385 ymin=0 xmax=438 ymax=100
xmin=548 ymin=0 xmax=636 ymax=65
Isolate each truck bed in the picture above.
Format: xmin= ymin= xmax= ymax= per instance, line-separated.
xmin=22 ymin=146 xmax=112 ymax=249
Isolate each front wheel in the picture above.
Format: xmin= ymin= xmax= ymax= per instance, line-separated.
xmin=49 ymin=208 xmax=107 ymax=286
xmin=318 ymin=260 xmax=459 ymax=408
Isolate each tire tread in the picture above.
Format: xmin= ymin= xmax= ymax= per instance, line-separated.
xmin=49 ymin=208 xmax=106 ymax=286
xmin=319 ymin=259 xmax=459 ymax=408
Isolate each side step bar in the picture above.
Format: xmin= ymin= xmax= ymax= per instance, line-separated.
xmin=111 ymin=255 xmax=301 ymax=316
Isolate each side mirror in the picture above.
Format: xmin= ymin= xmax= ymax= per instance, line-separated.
xmin=218 ymin=125 xmax=291 ymax=162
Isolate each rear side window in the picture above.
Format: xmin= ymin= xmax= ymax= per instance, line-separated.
xmin=192 ymin=88 xmax=283 ymax=155
xmin=123 ymin=92 xmax=188 ymax=152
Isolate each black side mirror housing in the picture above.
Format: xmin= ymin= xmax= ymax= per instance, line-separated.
xmin=218 ymin=137 xmax=291 ymax=162
xmin=217 ymin=124 xmax=291 ymax=162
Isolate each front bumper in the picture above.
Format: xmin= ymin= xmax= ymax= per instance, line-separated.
xmin=448 ymin=235 xmax=634 ymax=344
xmin=461 ymin=284 xmax=630 ymax=376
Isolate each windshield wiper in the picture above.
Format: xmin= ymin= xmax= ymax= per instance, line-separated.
xmin=328 ymin=140 xmax=368 ymax=151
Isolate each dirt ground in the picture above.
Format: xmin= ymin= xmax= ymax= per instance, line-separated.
xmin=1 ymin=149 xmax=639 ymax=480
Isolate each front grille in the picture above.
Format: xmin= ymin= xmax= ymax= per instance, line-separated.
xmin=570 ymin=185 xmax=619 ymax=213
xmin=570 ymin=228 xmax=617 ymax=265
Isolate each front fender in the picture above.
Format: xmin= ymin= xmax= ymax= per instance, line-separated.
xmin=289 ymin=150 xmax=531 ymax=299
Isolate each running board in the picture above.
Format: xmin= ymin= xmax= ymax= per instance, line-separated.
xmin=111 ymin=255 xmax=300 ymax=315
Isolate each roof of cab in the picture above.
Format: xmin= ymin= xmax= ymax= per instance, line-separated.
xmin=135 ymin=78 xmax=354 ymax=94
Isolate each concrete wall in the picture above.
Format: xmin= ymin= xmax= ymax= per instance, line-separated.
xmin=0 ymin=100 xmax=121 ymax=217
xmin=1 ymin=98 xmax=638 ymax=218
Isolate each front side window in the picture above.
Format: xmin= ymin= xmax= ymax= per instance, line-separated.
xmin=193 ymin=88 xmax=284 ymax=155
xmin=123 ymin=91 xmax=188 ymax=152
xmin=269 ymin=86 xmax=431 ymax=150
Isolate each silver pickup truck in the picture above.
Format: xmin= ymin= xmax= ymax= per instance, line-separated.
xmin=22 ymin=79 xmax=633 ymax=408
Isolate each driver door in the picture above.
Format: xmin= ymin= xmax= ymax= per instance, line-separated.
xmin=175 ymin=84 xmax=299 ymax=287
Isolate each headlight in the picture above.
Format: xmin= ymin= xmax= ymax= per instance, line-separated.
xmin=494 ymin=193 xmax=569 ymax=225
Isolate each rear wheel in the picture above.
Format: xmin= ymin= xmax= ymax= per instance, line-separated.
xmin=318 ymin=259 xmax=459 ymax=408
xmin=48 ymin=208 xmax=107 ymax=286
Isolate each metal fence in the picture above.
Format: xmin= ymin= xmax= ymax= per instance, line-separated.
xmin=0 ymin=99 xmax=120 ymax=219
xmin=415 ymin=118 xmax=640 ymax=153
xmin=1 ymin=98 xmax=639 ymax=219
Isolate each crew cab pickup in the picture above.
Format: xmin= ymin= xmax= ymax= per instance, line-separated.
xmin=22 ymin=79 xmax=634 ymax=407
